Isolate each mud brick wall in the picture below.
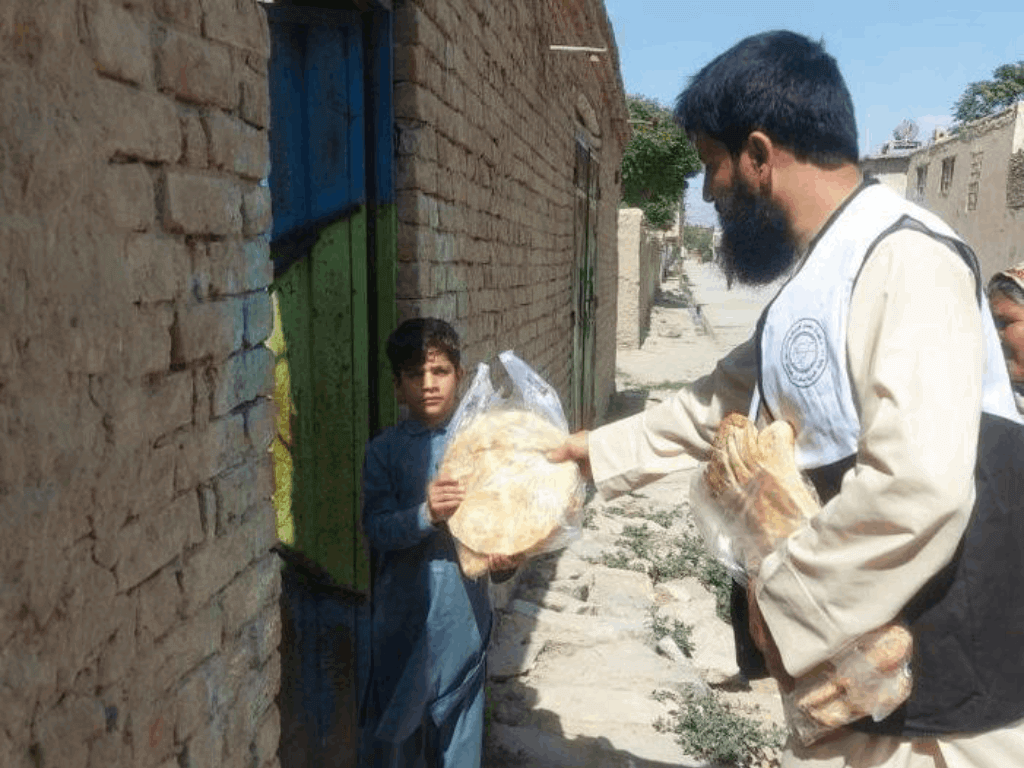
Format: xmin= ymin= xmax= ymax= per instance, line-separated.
xmin=393 ymin=0 xmax=629 ymax=422
xmin=616 ymin=209 xmax=662 ymax=350
xmin=905 ymin=102 xmax=1024 ymax=279
xmin=0 ymin=2 xmax=280 ymax=767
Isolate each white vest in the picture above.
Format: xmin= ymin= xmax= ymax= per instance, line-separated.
xmin=750 ymin=181 xmax=1020 ymax=471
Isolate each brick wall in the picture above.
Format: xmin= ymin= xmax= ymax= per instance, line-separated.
xmin=0 ymin=2 xmax=280 ymax=767
xmin=392 ymin=0 xmax=629 ymax=422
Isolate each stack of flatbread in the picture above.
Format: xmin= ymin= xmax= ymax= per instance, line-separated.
xmin=705 ymin=414 xmax=912 ymax=741
xmin=440 ymin=409 xmax=584 ymax=578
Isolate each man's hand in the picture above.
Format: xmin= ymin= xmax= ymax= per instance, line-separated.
xmin=427 ymin=476 xmax=464 ymax=524
xmin=748 ymin=581 xmax=795 ymax=693
xmin=547 ymin=430 xmax=592 ymax=480
xmin=488 ymin=552 xmax=524 ymax=572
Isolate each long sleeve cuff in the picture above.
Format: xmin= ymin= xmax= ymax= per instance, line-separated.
xmin=416 ymin=502 xmax=436 ymax=533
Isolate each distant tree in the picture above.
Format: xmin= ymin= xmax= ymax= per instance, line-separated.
xmin=683 ymin=225 xmax=714 ymax=262
xmin=621 ymin=95 xmax=701 ymax=230
xmin=952 ymin=61 xmax=1024 ymax=125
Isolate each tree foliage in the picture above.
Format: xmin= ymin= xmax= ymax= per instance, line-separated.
xmin=621 ymin=94 xmax=701 ymax=230
xmin=952 ymin=61 xmax=1024 ymax=125
xmin=683 ymin=225 xmax=714 ymax=262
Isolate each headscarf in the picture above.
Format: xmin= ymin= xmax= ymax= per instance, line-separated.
xmin=988 ymin=262 xmax=1024 ymax=301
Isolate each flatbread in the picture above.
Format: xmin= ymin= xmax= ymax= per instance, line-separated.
xmin=442 ymin=409 xmax=583 ymax=562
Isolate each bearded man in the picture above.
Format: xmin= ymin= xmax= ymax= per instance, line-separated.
xmin=552 ymin=30 xmax=1024 ymax=768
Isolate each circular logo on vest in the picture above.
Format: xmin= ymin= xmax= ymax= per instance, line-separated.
xmin=781 ymin=318 xmax=828 ymax=388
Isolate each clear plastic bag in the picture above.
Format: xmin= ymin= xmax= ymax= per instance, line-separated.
xmin=689 ymin=445 xmax=913 ymax=745
xmin=441 ymin=352 xmax=585 ymax=576
xmin=783 ymin=623 xmax=913 ymax=745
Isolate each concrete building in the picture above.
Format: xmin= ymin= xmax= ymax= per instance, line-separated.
xmin=861 ymin=103 xmax=1024 ymax=281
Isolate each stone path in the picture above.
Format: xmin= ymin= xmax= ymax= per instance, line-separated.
xmin=483 ymin=257 xmax=785 ymax=767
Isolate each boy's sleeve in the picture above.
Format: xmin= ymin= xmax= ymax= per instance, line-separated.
xmin=361 ymin=437 xmax=438 ymax=552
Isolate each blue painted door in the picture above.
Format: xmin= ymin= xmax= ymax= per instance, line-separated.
xmin=265 ymin=5 xmax=396 ymax=766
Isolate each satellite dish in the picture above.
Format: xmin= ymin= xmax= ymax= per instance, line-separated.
xmin=893 ymin=119 xmax=919 ymax=142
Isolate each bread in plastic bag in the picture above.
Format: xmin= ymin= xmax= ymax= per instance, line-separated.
xmin=689 ymin=413 xmax=913 ymax=744
xmin=440 ymin=351 xmax=585 ymax=578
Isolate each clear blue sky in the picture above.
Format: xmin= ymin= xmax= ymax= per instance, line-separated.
xmin=602 ymin=1 xmax=1024 ymax=225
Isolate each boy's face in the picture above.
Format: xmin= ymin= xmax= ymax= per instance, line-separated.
xmin=395 ymin=347 xmax=462 ymax=428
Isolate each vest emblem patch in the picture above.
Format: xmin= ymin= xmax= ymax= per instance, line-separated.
xmin=781 ymin=318 xmax=828 ymax=388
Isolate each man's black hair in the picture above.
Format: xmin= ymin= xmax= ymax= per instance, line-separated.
xmin=385 ymin=318 xmax=462 ymax=377
xmin=674 ymin=30 xmax=859 ymax=166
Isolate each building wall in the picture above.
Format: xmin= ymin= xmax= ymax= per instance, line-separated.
xmin=616 ymin=209 xmax=661 ymax=349
xmin=392 ymin=0 xmax=629 ymax=422
xmin=905 ymin=102 xmax=1024 ymax=280
xmin=0 ymin=2 xmax=280 ymax=767
xmin=860 ymin=154 xmax=911 ymax=196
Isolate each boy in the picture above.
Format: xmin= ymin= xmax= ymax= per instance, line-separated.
xmin=359 ymin=318 xmax=513 ymax=768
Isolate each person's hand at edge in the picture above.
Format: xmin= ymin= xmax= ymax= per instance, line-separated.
xmin=427 ymin=476 xmax=464 ymax=524
xmin=547 ymin=430 xmax=592 ymax=481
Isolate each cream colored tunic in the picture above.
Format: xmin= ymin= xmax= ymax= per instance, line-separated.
xmin=589 ymin=230 xmax=1024 ymax=765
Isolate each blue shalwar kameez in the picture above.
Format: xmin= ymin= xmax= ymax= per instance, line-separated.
xmin=359 ymin=418 xmax=493 ymax=768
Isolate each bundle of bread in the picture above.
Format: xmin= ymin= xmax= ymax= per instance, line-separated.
xmin=703 ymin=413 xmax=913 ymax=743
xmin=440 ymin=409 xmax=584 ymax=578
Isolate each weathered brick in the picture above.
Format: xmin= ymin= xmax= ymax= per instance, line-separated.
xmin=122 ymin=304 xmax=174 ymax=378
xmin=115 ymin=492 xmax=203 ymax=591
xmin=103 ymin=163 xmax=155 ymax=231
xmin=221 ymin=555 xmax=279 ymax=638
xmin=181 ymin=526 xmax=251 ymax=611
xmin=138 ymin=565 xmax=183 ymax=641
xmin=145 ymin=602 xmax=223 ymax=694
xmin=243 ymin=289 xmax=273 ymax=347
xmin=253 ymin=703 xmax=280 ymax=768
xmin=181 ymin=722 xmax=221 ymax=768
xmin=192 ymin=237 xmax=273 ymax=298
xmin=204 ymin=112 xmax=270 ymax=181
xmin=97 ymin=79 xmax=181 ymax=163
xmin=214 ymin=456 xmax=273 ymax=535
xmin=107 ymin=370 xmax=193 ymax=444
xmin=86 ymin=0 xmax=150 ymax=86
xmin=125 ymin=234 xmax=190 ymax=304
xmin=171 ymin=297 xmax=245 ymax=365
xmin=155 ymin=0 xmax=202 ymax=32
xmin=157 ymin=29 xmax=235 ymax=108
xmin=59 ymin=543 xmax=127 ymax=671
xmin=173 ymin=672 xmax=211 ymax=742
xmin=211 ymin=346 xmax=274 ymax=416
xmin=238 ymin=65 xmax=270 ymax=129
xmin=243 ymin=396 xmax=274 ymax=454
xmin=249 ymin=603 xmax=281 ymax=664
xmin=97 ymin=615 xmax=137 ymax=687
xmin=224 ymin=658 xmax=279 ymax=761
xmin=181 ymin=114 xmax=208 ymax=168
xmin=35 ymin=695 xmax=106 ymax=768
xmin=164 ymin=170 xmax=243 ymax=236
xmin=172 ymin=414 xmax=247 ymax=493
xmin=126 ymin=687 xmax=176 ymax=768
xmin=201 ymin=0 xmax=270 ymax=55
xmin=242 ymin=184 xmax=272 ymax=236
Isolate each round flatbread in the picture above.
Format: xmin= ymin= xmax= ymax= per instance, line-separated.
xmin=441 ymin=409 xmax=583 ymax=558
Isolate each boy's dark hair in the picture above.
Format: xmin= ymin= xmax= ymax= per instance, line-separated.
xmin=674 ymin=30 xmax=859 ymax=166
xmin=385 ymin=318 xmax=461 ymax=377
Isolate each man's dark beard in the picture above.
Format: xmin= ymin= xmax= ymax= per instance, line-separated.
xmin=716 ymin=182 xmax=797 ymax=287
